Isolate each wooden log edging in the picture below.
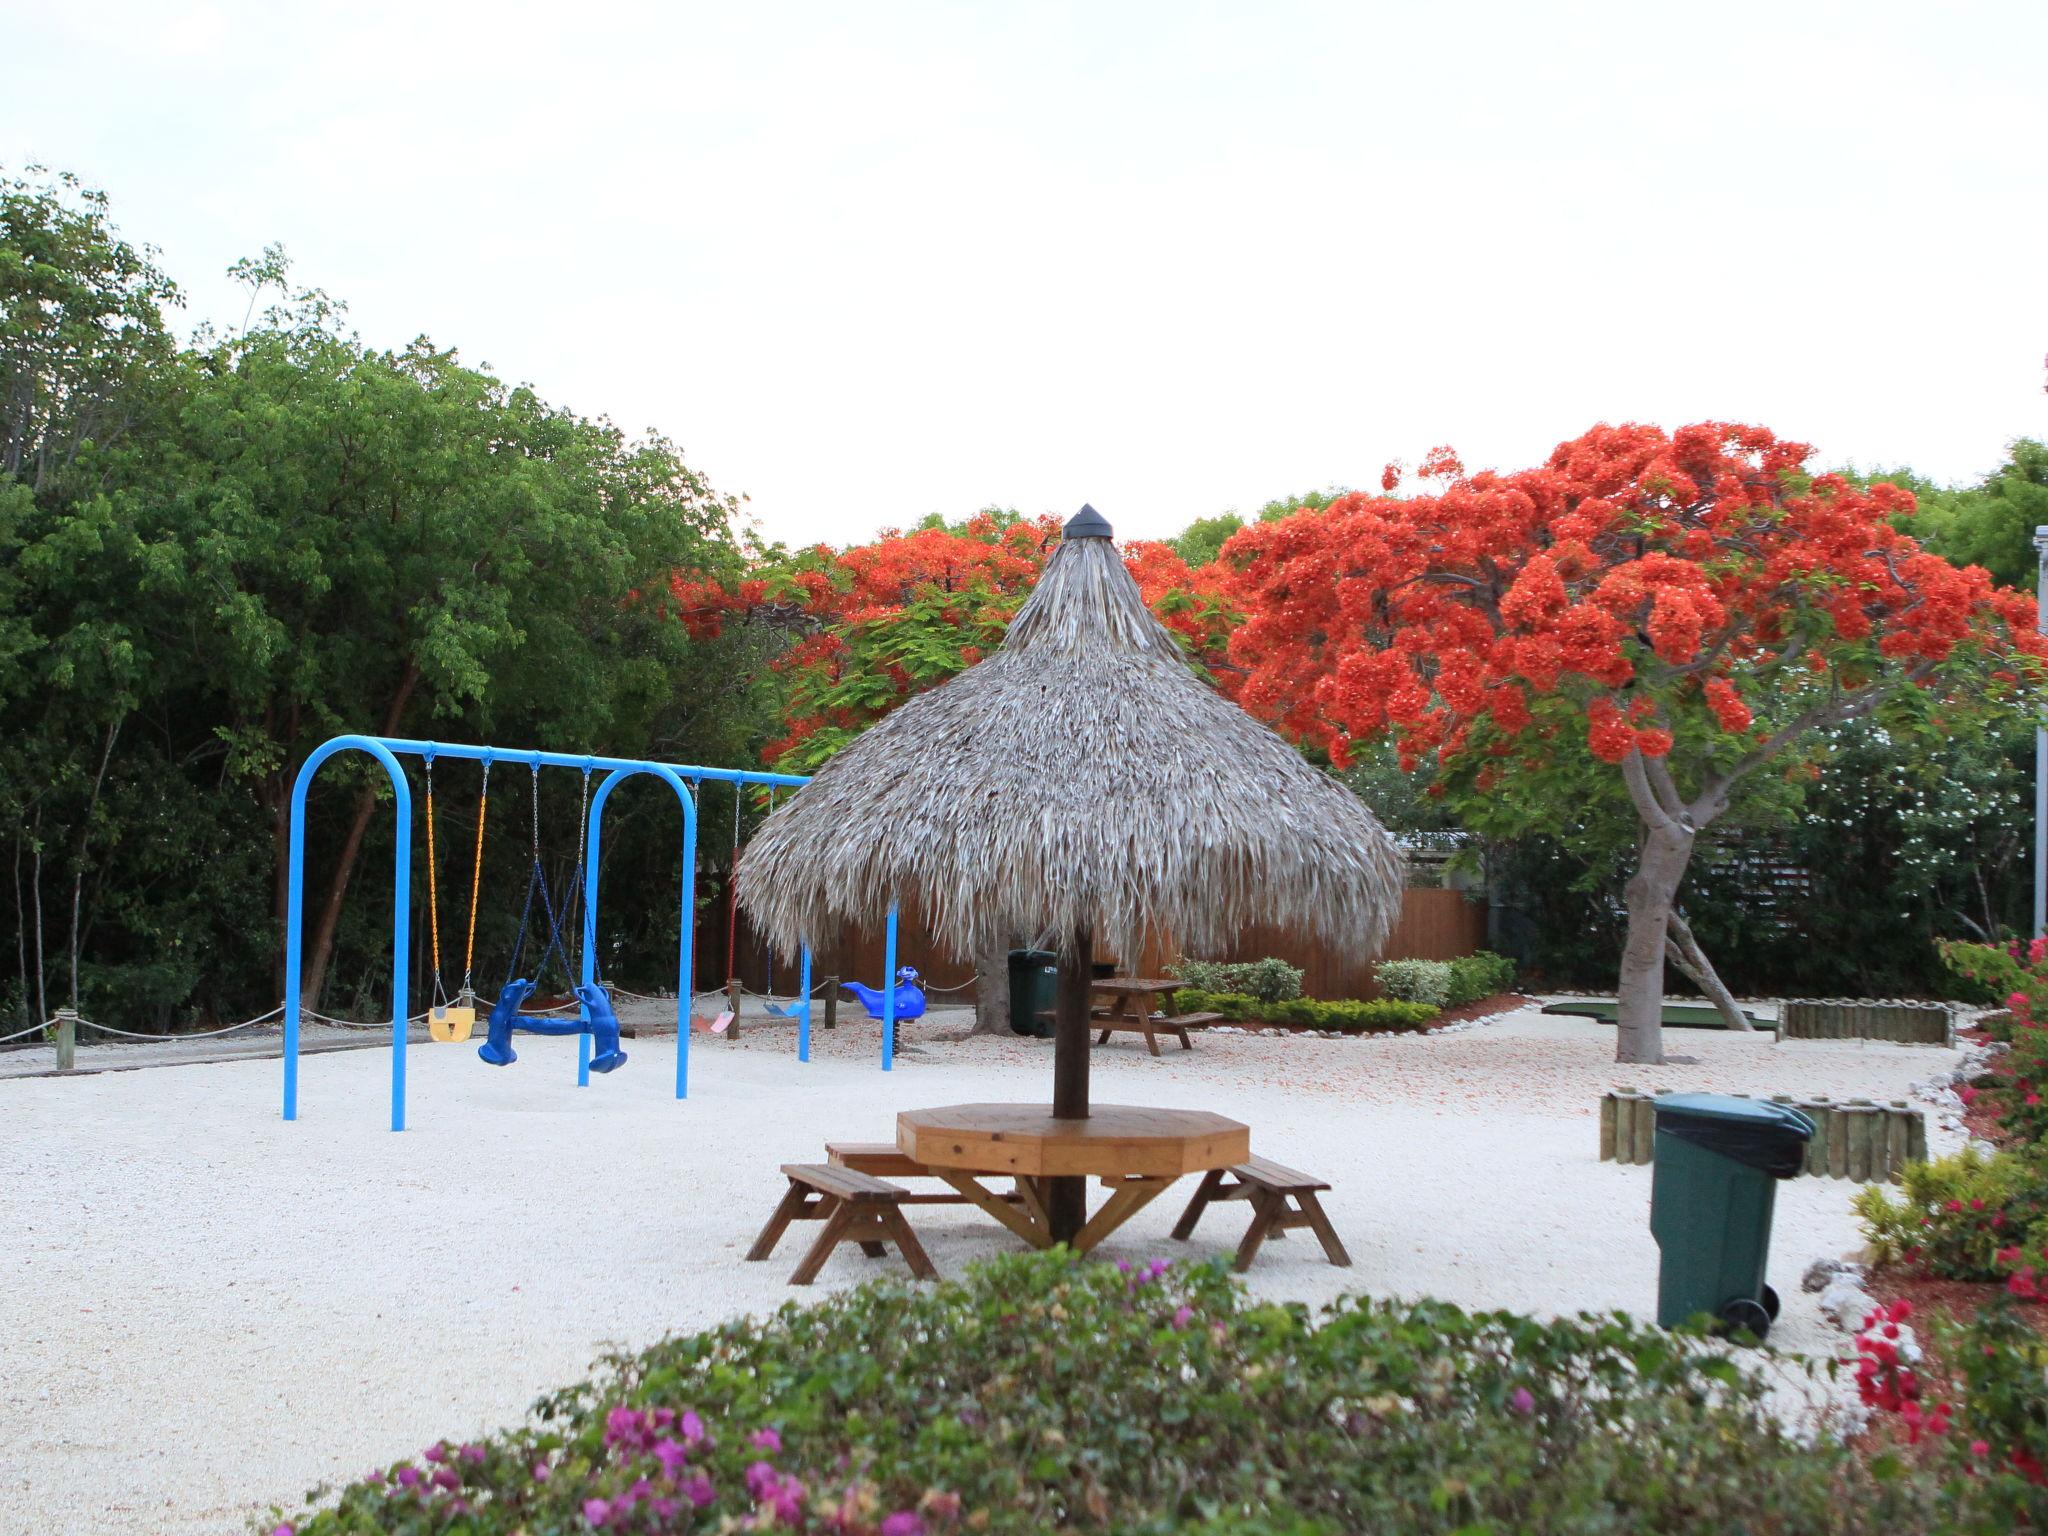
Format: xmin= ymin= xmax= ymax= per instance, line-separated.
xmin=1778 ymin=999 xmax=1953 ymax=1045
xmin=1597 ymin=1090 xmax=1926 ymax=1182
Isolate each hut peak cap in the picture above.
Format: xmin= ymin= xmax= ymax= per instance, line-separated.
xmin=1064 ymin=504 xmax=1113 ymax=540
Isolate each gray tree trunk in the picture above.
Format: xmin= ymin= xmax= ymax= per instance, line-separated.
xmin=969 ymin=930 xmax=1011 ymax=1035
xmin=1614 ymin=814 xmax=1692 ymax=1066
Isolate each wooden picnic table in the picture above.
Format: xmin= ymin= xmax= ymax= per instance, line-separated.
xmin=1088 ymin=977 xmax=1182 ymax=1022
xmin=897 ymin=1101 xmax=1250 ymax=1254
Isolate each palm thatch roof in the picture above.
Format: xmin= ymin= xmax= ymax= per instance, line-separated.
xmin=739 ymin=508 xmax=1405 ymax=964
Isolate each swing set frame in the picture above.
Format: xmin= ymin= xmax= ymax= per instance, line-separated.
xmin=281 ymin=734 xmax=910 ymax=1133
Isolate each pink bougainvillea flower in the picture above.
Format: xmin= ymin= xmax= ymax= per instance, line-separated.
xmin=680 ymin=1474 xmax=715 ymax=1508
xmin=749 ymin=1427 xmax=782 ymax=1453
xmin=1171 ymin=1304 xmax=1195 ymax=1330
xmin=582 ymin=1497 xmax=612 ymax=1528
xmin=532 ymin=1461 xmax=552 ymax=1483
xmin=1509 ymin=1387 xmax=1536 ymax=1416
xmin=881 ymin=1513 xmax=926 ymax=1536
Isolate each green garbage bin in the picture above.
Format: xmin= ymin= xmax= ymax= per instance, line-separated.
xmin=1007 ymin=949 xmax=1058 ymax=1037
xmin=1649 ymin=1093 xmax=1814 ymax=1341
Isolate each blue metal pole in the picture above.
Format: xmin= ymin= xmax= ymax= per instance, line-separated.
xmin=798 ymin=945 xmax=812 ymax=1062
xmin=583 ymin=765 xmax=698 ymax=1100
xmin=882 ymin=906 xmax=898 ymax=1072
xmin=282 ymin=735 xmax=412 ymax=1129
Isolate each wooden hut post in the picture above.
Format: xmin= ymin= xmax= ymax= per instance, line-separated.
xmin=1048 ymin=926 xmax=1095 ymax=1245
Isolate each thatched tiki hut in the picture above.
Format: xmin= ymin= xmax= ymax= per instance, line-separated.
xmin=740 ymin=505 xmax=1404 ymax=1242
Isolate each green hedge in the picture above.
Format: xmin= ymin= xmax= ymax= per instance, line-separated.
xmin=269 ymin=1250 xmax=1989 ymax=1535
xmin=1375 ymin=950 xmax=1518 ymax=1009
xmin=1171 ymin=988 xmax=1439 ymax=1032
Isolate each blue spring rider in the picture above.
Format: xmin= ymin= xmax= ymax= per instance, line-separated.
xmin=842 ymin=966 xmax=927 ymax=1022
xmin=478 ymin=979 xmax=627 ymax=1072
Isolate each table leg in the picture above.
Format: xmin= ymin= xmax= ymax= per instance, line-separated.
xmin=1072 ymin=1175 xmax=1173 ymax=1254
xmin=937 ymin=1170 xmax=1051 ymax=1249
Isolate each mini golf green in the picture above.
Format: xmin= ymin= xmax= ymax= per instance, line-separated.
xmin=1542 ymin=1000 xmax=1769 ymax=1030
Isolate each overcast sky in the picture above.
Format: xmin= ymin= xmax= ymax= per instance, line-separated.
xmin=7 ymin=0 xmax=2044 ymax=546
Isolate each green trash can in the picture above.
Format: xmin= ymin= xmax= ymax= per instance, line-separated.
xmin=1007 ymin=949 xmax=1058 ymax=1037
xmin=1649 ymin=1093 xmax=1814 ymax=1341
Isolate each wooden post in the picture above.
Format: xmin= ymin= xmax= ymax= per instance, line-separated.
xmin=1885 ymin=1103 xmax=1911 ymax=1183
xmin=822 ymin=976 xmax=838 ymax=1030
xmin=1599 ymin=1092 xmax=1619 ymax=1163
xmin=53 ymin=1008 xmax=76 ymax=1071
xmin=1048 ymin=926 xmax=1094 ymax=1246
xmin=1632 ymin=1093 xmax=1657 ymax=1165
xmin=726 ymin=976 xmax=742 ymax=1040
xmin=1804 ymin=1098 xmax=1830 ymax=1176
xmin=1827 ymin=1106 xmax=1849 ymax=1179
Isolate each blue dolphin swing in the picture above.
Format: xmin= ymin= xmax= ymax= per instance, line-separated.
xmin=447 ymin=756 xmax=627 ymax=1073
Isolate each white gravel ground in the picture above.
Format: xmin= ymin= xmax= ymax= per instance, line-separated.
xmin=0 ymin=1005 xmax=1963 ymax=1535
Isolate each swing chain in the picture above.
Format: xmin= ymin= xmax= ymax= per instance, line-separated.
xmin=462 ymin=756 xmax=492 ymax=998
xmin=423 ymin=753 xmax=445 ymax=1004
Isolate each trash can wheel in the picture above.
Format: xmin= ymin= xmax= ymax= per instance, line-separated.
xmin=1715 ymin=1297 xmax=1772 ymax=1341
xmin=1762 ymin=1284 xmax=1780 ymax=1321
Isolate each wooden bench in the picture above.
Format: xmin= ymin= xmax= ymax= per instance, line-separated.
xmin=827 ymin=1141 xmax=1029 ymax=1207
xmin=746 ymin=1164 xmax=937 ymax=1285
xmin=1091 ymin=1012 xmax=1223 ymax=1056
xmin=1169 ymin=1155 xmax=1352 ymax=1273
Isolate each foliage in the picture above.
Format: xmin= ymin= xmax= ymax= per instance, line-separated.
xmin=1 ymin=167 xmax=774 ymax=1030
xmin=1221 ymin=422 xmax=2047 ymax=1058
xmin=1168 ymin=987 xmax=1439 ymax=1032
xmin=1166 ymin=955 xmax=1303 ymax=1002
xmin=1371 ymin=958 xmax=1452 ymax=1008
xmin=1853 ymin=1296 xmax=2048 ymax=1507
xmin=1854 ymin=1146 xmax=2048 ymax=1285
xmin=1910 ymin=439 xmax=2048 ymax=591
xmin=268 ymin=1248 xmax=1988 ymax=1535
xmin=1941 ymin=940 xmax=2048 ymax=1145
xmin=1371 ymin=953 xmax=1515 ymax=1009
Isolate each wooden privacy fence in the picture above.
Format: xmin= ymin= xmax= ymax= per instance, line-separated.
xmin=1600 ymin=1089 xmax=1927 ymax=1183
xmin=711 ymin=887 xmax=1490 ymax=1002
xmin=1778 ymin=1000 xmax=1953 ymax=1045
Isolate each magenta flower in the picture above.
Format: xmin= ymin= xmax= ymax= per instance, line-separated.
xmin=881 ymin=1513 xmax=925 ymax=1536
xmin=431 ymin=1466 xmax=461 ymax=1492
xmin=423 ymin=1442 xmax=446 ymax=1464
xmin=749 ymin=1426 xmax=782 ymax=1453
xmin=1509 ymin=1387 xmax=1536 ymax=1416
xmin=681 ymin=1409 xmax=708 ymax=1445
xmin=583 ymin=1496 xmax=612 ymax=1528
xmin=532 ymin=1460 xmax=552 ymax=1483
xmin=1171 ymin=1304 xmax=1195 ymax=1330
xmin=269 ymin=1526 xmax=295 ymax=1536
xmin=681 ymin=1473 xmax=716 ymax=1508
xmin=395 ymin=1467 xmax=421 ymax=1488
xmin=745 ymin=1460 xmax=780 ymax=1499
xmin=459 ymin=1443 xmax=486 ymax=1465
xmin=653 ymin=1437 xmax=690 ymax=1479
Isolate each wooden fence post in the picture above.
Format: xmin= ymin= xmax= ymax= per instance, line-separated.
xmin=823 ymin=977 xmax=838 ymax=1030
xmin=53 ymin=1008 xmax=76 ymax=1071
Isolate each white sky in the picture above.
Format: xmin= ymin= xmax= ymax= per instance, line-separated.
xmin=6 ymin=0 xmax=2045 ymax=547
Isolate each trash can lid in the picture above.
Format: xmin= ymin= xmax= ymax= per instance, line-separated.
xmin=1653 ymin=1093 xmax=1814 ymax=1178
xmin=1654 ymin=1093 xmax=1816 ymax=1134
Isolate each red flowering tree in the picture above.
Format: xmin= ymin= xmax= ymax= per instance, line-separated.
xmin=1223 ymin=422 xmax=2047 ymax=1064
xmin=675 ymin=512 xmax=1234 ymax=772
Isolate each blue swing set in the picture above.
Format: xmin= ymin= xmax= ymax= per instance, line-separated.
xmin=281 ymin=736 xmax=920 ymax=1132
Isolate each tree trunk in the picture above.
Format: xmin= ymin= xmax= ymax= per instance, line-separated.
xmin=1664 ymin=909 xmax=1752 ymax=1031
xmin=29 ymin=808 xmax=47 ymax=1031
xmin=68 ymin=716 xmax=122 ymax=1013
xmin=1048 ymin=925 xmax=1094 ymax=1246
xmin=1615 ymin=823 xmax=1692 ymax=1066
xmin=296 ymin=665 xmax=420 ymax=1008
xmin=11 ymin=832 xmax=29 ymax=1029
xmin=969 ymin=929 xmax=1014 ymax=1036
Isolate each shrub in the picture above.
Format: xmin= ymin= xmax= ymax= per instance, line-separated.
xmin=270 ymin=1250 xmax=1973 ymax=1535
xmin=1167 ymin=956 xmax=1304 ymax=1002
xmin=1374 ymin=958 xmax=1452 ymax=1007
xmin=1854 ymin=1146 xmax=2048 ymax=1284
xmin=1940 ymin=938 xmax=2048 ymax=1144
xmin=1170 ymin=987 xmax=1439 ymax=1032
xmin=1445 ymin=950 xmax=1517 ymax=1007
